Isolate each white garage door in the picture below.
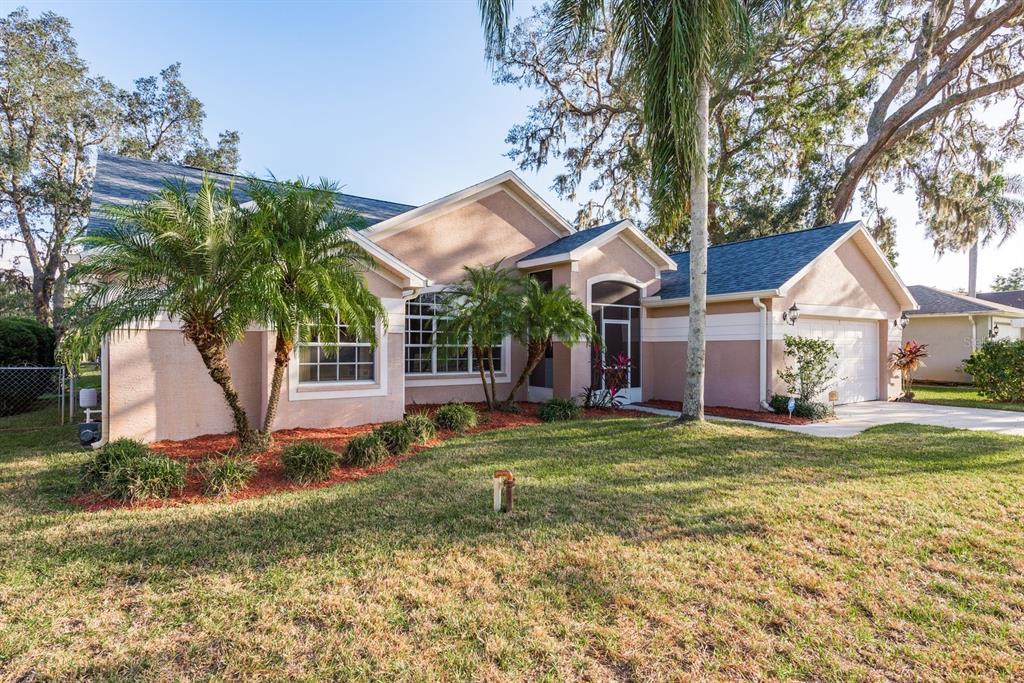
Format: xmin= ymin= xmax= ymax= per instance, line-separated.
xmin=794 ymin=318 xmax=879 ymax=404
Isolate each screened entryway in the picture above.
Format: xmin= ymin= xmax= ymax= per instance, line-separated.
xmin=591 ymin=280 xmax=641 ymax=403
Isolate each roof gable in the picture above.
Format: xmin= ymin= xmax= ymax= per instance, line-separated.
xmin=517 ymin=219 xmax=676 ymax=271
xmin=658 ymin=222 xmax=859 ymax=300
xmin=87 ymin=152 xmax=414 ymax=236
xmin=908 ymin=286 xmax=1024 ymax=316
xmin=361 ymin=171 xmax=573 ymax=241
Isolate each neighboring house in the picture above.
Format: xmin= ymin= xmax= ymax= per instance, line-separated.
xmin=88 ymin=152 xmax=916 ymax=442
xmin=902 ymin=285 xmax=1024 ymax=383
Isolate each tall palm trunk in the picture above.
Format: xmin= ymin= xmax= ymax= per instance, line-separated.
xmin=505 ymin=339 xmax=547 ymax=404
xmin=486 ymin=347 xmax=499 ymax=408
xmin=680 ymin=77 xmax=710 ymax=422
xmin=185 ymin=326 xmax=258 ymax=450
xmin=967 ymin=239 xmax=978 ymax=297
xmin=260 ymin=332 xmax=293 ymax=446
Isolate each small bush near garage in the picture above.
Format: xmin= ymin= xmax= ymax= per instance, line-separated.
xmin=342 ymin=433 xmax=389 ymax=468
xmin=777 ymin=335 xmax=839 ymax=402
xmin=434 ymin=401 xmax=478 ymax=432
xmin=538 ymin=398 xmax=581 ymax=422
xmin=201 ymin=456 xmax=258 ymax=496
xmin=281 ymin=441 xmax=338 ymax=483
xmin=106 ymin=454 xmax=187 ymax=502
xmin=769 ymin=394 xmax=833 ymax=420
xmin=373 ymin=421 xmax=415 ymax=455
xmin=963 ymin=339 xmax=1024 ymax=403
xmin=80 ymin=438 xmax=151 ymax=490
xmin=403 ymin=413 xmax=437 ymax=444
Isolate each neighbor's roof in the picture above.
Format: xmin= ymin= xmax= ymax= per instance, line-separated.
xmin=657 ymin=221 xmax=860 ymax=300
xmin=520 ymin=220 xmax=626 ymax=261
xmin=907 ymin=286 xmax=1024 ymax=316
xmin=977 ymin=290 xmax=1024 ymax=310
xmin=87 ymin=152 xmax=416 ymax=236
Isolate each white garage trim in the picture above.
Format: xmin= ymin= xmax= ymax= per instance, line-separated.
xmin=791 ymin=318 xmax=879 ymax=404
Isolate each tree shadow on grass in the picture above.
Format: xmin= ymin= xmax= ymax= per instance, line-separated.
xmin=7 ymin=419 xmax=1023 ymax=577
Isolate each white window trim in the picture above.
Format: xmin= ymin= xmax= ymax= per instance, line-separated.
xmin=288 ymin=325 xmax=389 ymax=401
xmin=403 ymin=290 xmax=511 ymax=383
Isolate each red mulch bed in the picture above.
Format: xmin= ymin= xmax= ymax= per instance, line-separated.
xmin=636 ymin=399 xmax=812 ymax=425
xmin=70 ymin=402 xmax=640 ymax=512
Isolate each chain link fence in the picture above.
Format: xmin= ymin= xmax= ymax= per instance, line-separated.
xmin=0 ymin=366 xmax=68 ymax=427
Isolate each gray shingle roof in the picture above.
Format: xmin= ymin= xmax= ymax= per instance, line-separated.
xmin=87 ymin=152 xmax=415 ymax=235
xmin=657 ymin=221 xmax=859 ymax=300
xmin=977 ymin=290 xmax=1024 ymax=310
xmin=906 ymin=286 xmax=1004 ymax=315
xmin=519 ymin=220 xmax=625 ymax=262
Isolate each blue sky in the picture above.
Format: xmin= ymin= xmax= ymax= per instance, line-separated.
xmin=16 ymin=0 xmax=1024 ymax=291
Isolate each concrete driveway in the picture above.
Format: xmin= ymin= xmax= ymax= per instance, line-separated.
xmin=632 ymin=401 xmax=1024 ymax=437
xmin=740 ymin=401 xmax=1024 ymax=437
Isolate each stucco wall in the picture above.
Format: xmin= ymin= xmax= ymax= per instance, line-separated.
xmin=902 ymin=316 xmax=979 ymax=383
xmin=377 ymin=191 xmax=561 ymax=283
xmin=107 ymin=329 xmax=267 ymax=442
xmin=645 ymin=340 xmax=762 ymax=410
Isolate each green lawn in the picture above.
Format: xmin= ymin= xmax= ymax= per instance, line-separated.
xmin=3 ymin=416 xmax=1024 ymax=680
xmin=913 ymin=384 xmax=1024 ymax=412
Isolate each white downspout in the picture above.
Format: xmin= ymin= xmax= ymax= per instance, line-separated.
xmin=968 ymin=315 xmax=977 ymax=352
xmin=90 ymin=337 xmax=109 ymax=449
xmin=753 ymin=297 xmax=771 ymax=410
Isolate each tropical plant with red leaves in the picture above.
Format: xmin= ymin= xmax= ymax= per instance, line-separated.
xmin=888 ymin=340 xmax=929 ymax=400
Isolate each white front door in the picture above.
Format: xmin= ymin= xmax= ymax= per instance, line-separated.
xmin=600 ymin=315 xmax=641 ymax=404
xmin=795 ymin=318 xmax=879 ymax=404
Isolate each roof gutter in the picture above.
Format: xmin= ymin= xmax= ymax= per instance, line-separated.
xmin=642 ymin=289 xmax=779 ymax=308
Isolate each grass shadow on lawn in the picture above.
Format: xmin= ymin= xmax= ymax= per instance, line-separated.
xmin=9 ymin=418 xmax=1023 ymax=575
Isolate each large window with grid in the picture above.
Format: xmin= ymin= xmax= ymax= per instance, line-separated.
xmin=405 ymin=292 xmax=503 ymax=375
xmin=297 ymin=319 xmax=375 ymax=384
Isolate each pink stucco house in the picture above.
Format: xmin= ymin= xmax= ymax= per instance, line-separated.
xmin=88 ymin=153 xmax=917 ymax=443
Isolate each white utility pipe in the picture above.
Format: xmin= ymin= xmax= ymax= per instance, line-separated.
xmin=753 ymin=297 xmax=772 ymax=410
xmin=968 ymin=314 xmax=977 ymax=352
xmin=90 ymin=337 xmax=110 ymax=450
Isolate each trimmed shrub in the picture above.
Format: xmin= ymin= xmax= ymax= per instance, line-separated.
xmin=201 ymin=456 xmax=258 ymax=496
xmin=281 ymin=441 xmax=338 ymax=483
xmin=0 ymin=317 xmax=55 ymax=366
xmin=374 ymin=421 xmax=415 ymax=455
xmin=106 ymin=454 xmax=187 ymax=502
xmin=538 ymin=398 xmax=581 ymax=422
xmin=80 ymin=438 xmax=150 ymax=490
xmin=343 ymin=433 xmax=389 ymax=468
xmin=433 ymin=401 xmax=478 ymax=432
xmin=963 ymin=339 xmax=1024 ymax=403
xmin=769 ymin=394 xmax=833 ymax=420
xmin=403 ymin=413 xmax=437 ymax=444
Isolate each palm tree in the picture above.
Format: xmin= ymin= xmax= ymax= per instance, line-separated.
xmin=504 ymin=276 xmax=596 ymax=404
xmin=61 ymin=177 xmax=263 ymax=450
xmin=436 ymin=264 xmax=519 ymax=408
xmin=479 ymin=0 xmax=783 ymax=422
xmin=921 ymin=168 xmax=1024 ymax=296
xmin=243 ymin=177 xmax=386 ymax=447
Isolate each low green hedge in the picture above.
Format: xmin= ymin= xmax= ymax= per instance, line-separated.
xmin=403 ymin=413 xmax=437 ymax=444
xmin=201 ymin=456 xmax=258 ymax=496
xmin=538 ymin=398 xmax=581 ymax=422
xmin=106 ymin=454 xmax=187 ymax=502
xmin=80 ymin=438 xmax=151 ymax=491
xmin=281 ymin=441 xmax=338 ymax=483
xmin=342 ymin=433 xmax=389 ymax=468
xmin=373 ymin=421 xmax=415 ymax=455
xmin=768 ymin=394 xmax=833 ymax=420
xmin=433 ymin=402 xmax=478 ymax=432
